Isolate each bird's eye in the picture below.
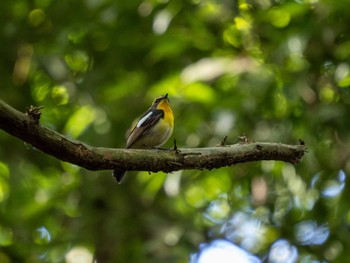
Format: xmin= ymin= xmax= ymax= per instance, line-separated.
xmin=155 ymin=98 xmax=161 ymax=104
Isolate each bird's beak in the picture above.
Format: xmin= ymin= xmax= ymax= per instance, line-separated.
xmin=160 ymin=93 xmax=169 ymax=101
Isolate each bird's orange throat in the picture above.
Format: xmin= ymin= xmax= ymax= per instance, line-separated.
xmin=158 ymin=100 xmax=174 ymax=128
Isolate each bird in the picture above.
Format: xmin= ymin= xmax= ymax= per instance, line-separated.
xmin=113 ymin=93 xmax=174 ymax=183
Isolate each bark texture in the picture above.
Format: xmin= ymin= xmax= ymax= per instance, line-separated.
xmin=0 ymin=99 xmax=307 ymax=173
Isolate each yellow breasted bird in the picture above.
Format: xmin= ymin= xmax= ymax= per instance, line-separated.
xmin=113 ymin=93 xmax=174 ymax=183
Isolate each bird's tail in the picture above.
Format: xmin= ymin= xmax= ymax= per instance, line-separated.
xmin=113 ymin=170 xmax=126 ymax=184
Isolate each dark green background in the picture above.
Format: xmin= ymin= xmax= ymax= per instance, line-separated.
xmin=1 ymin=0 xmax=350 ymax=262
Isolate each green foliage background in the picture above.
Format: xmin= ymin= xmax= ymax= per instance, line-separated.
xmin=1 ymin=0 xmax=350 ymax=262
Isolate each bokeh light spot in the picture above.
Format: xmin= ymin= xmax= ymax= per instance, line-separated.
xmin=28 ymin=9 xmax=46 ymax=26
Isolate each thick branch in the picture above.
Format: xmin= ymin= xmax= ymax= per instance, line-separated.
xmin=0 ymin=99 xmax=307 ymax=173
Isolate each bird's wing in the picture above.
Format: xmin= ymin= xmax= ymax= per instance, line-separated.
xmin=126 ymin=109 xmax=164 ymax=148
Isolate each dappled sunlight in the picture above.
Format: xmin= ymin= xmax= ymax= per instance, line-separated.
xmin=45 ymin=56 xmax=70 ymax=81
xmin=194 ymin=163 xmax=341 ymax=261
xmin=335 ymin=63 xmax=350 ymax=88
xmin=162 ymin=226 xmax=183 ymax=246
xmin=65 ymin=246 xmax=94 ymax=263
xmin=321 ymin=170 xmax=346 ymax=198
xmin=34 ymin=189 xmax=50 ymax=204
xmin=203 ymin=195 xmax=231 ymax=224
xmin=33 ymin=226 xmax=51 ymax=245
xmin=164 ymin=171 xmax=182 ymax=197
xmin=268 ymin=240 xmax=298 ymax=263
xmin=295 ymin=220 xmax=329 ymax=245
xmin=180 ymin=57 xmax=258 ymax=83
xmin=282 ymin=164 xmax=319 ymax=211
xmin=220 ymin=212 xmax=268 ymax=253
xmin=287 ymin=36 xmax=306 ymax=54
xmin=310 ymin=170 xmax=346 ymax=199
xmin=153 ymin=9 xmax=172 ymax=35
xmin=191 ymin=239 xmax=261 ymax=263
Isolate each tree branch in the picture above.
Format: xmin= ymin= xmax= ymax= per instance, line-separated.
xmin=0 ymin=99 xmax=307 ymax=173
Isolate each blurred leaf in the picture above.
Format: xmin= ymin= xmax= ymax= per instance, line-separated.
xmin=64 ymin=106 xmax=96 ymax=138
xmin=64 ymin=51 xmax=90 ymax=73
xmin=52 ymin=85 xmax=69 ymax=105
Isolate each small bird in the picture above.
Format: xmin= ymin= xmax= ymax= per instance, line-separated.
xmin=113 ymin=93 xmax=174 ymax=183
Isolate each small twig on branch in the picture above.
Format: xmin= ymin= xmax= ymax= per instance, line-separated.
xmin=0 ymin=99 xmax=307 ymax=174
xmin=217 ymin=136 xmax=228 ymax=146
xmin=25 ymin=105 xmax=44 ymax=124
